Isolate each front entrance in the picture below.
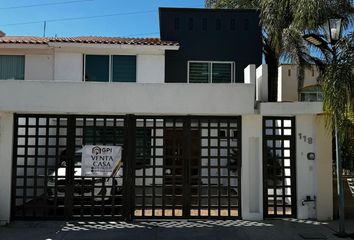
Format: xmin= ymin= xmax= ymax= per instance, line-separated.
xmin=263 ymin=117 xmax=297 ymax=218
xmin=11 ymin=114 xmax=241 ymax=220
xmin=133 ymin=116 xmax=241 ymax=219
xmin=163 ymin=129 xmax=200 ymax=207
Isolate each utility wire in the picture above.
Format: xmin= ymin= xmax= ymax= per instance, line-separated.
xmin=125 ymin=32 xmax=159 ymax=37
xmin=0 ymin=0 xmax=94 ymax=10
xmin=0 ymin=4 xmax=203 ymax=29
xmin=0 ymin=10 xmax=156 ymax=27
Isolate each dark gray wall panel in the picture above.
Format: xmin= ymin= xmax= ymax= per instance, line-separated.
xmin=159 ymin=8 xmax=262 ymax=83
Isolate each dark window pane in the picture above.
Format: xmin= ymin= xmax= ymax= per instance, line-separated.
xmin=189 ymin=62 xmax=210 ymax=83
xmin=309 ymin=93 xmax=318 ymax=101
xmin=299 ymin=86 xmax=323 ymax=102
xmin=83 ymin=127 xmax=124 ymax=145
xmin=0 ymin=55 xmax=25 ymax=80
xmin=112 ymin=55 xmax=136 ymax=82
xmin=135 ymin=129 xmax=151 ymax=168
xmin=85 ymin=55 xmax=109 ymax=82
xmin=212 ymin=63 xmax=232 ymax=83
xmin=318 ymin=92 xmax=323 ymax=101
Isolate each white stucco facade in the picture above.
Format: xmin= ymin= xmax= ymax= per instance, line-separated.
xmin=54 ymin=52 xmax=83 ymax=81
xmin=0 ymin=43 xmax=173 ymax=83
xmin=0 ymin=39 xmax=333 ymax=225
xmin=296 ymin=115 xmax=318 ymax=219
xmin=137 ymin=54 xmax=165 ymax=83
xmin=0 ymin=113 xmax=14 ymax=225
xmin=315 ymin=115 xmax=333 ymax=221
xmin=277 ymin=65 xmax=321 ymax=102
xmin=0 ymin=81 xmax=255 ymax=115
xmin=241 ymin=114 xmax=263 ymax=220
xmin=25 ymin=54 xmax=54 ymax=81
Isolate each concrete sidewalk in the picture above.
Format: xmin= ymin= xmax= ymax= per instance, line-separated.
xmin=0 ymin=219 xmax=353 ymax=240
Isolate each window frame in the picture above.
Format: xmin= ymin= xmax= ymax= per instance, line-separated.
xmin=187 ymin=60 xmax=235 ymax=83
xmin=83 ymin=54 xmax=137 ymax=83
xmin=299 ymin=85 xmax=323 ymax=102
xmin=0 ymin=55 xmax=25 ymax=80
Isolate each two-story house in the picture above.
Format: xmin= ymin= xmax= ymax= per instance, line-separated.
xmin=0 ymin=8 xmax=332 ymax=224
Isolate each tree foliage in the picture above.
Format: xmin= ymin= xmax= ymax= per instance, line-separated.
xmin=319 ymin=32 xmax=354 ymax=171
xmin=205 ymin=0 xmax=354 ymax=101
xmin=321 ymin=33 xmax=354 ymax=137
xmin=206 ymin=0 xmax=354 ymax=169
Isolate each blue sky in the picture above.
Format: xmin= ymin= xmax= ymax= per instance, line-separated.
xmin=0 ymin=0 xmax=205 ymax=37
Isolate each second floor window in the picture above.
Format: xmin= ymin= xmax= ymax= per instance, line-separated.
xmin=0 ymin=55 xmax=25 ymax=80
xmin=299 ymin=85 xmax=323 ymax=102
xmin=188 ymin=61 xmax=234 ymax=83
xmin=84 ymin=55 xmax=136 ymax=82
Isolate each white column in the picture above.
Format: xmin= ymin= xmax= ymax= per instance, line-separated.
xmin=277 ymin=66 xmax=283 ymax=102
xmin=256 ymin=64 xmax=268 ymax=102
xmin=0 ymin=113 xmax=14 ymax=225
xmin=244 ymin=64 xmax=256 ymax=84
xmin=296 ymin=115 xmax=317 ymax=219
xmin=241 ymin=114 xmax=263 ymax=220
xmin=315 ymin=114 xmax=333 ymax=220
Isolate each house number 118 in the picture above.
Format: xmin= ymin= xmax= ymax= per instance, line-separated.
xmin=298 ymin=133 xmax=313 ymax=144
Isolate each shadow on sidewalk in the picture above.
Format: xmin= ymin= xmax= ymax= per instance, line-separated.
xmin=1 ymin=219 xmax=345 ymax=240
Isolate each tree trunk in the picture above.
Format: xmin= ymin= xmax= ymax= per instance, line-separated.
xmin=265 ymin=49 xmax=279 ymax=102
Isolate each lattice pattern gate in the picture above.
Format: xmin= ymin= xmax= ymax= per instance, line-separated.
xmin=11 ymin=114 xmax=241 ymax=220
xmin=263 ymin=117 xmax=297 ymax=218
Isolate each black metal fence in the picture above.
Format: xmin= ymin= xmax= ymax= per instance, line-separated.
xmin=12 ymin=115 xmax=126 ymax=220
xmin=11 ymin=114 xmax=241 ymax=220
xmin=133 ymin=116 xmax=241 ymax=219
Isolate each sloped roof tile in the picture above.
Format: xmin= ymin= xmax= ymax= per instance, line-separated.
xmin=0 ymin=36 xmax=179 ymax=46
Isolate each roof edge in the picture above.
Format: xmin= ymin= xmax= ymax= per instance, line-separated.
xmin=158 ymin=7 xmax=260 ymax=13
xmin=0 ymin=36 xmax=179 ymax=47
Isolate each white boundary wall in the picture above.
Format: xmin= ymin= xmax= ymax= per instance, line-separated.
xmin=296 ymin=115 xmax=317 ymax=219
xmin=241 ymin=114 xmax=263 ymax=220
xmin=0 ymin=81 xmax=255 ymax=115
xmin=0 ymin=64 xmax=333 ymax=223
xmin=0 ymin=113 xmax=14 ymax=225
xmin=257 ymin=103 xmax=332 ymax=221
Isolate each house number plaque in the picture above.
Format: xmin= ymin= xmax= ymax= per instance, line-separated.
xmin=298 ymin=133 xmax=313 ymax=144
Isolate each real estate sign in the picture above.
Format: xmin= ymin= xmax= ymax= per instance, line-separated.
xmin=81 ymin=145 xmax=122 ymax=177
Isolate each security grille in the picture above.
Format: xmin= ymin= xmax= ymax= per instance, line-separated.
xmin=263 ymin=117 xmax=296 ymax=218
xmin=12 ymin=114 xmax=126 ymax=220
xmin=134 ymin=116 xmax=241 ymax=219
xmin=12 ymin=114 xmax=241 ymax=220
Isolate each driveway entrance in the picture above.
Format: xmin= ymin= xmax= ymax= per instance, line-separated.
xmin=11 ymin=114 xmax=241 ymax=220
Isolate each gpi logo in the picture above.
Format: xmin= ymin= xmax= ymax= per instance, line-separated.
xmin=91 ymin=146 xmax=113 ymax=155
xmin=92 ymin=146 xmax=101 ymax=155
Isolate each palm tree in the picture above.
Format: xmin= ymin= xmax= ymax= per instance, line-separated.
xmin=321 ymin=32 xmax=354 ymax=140
xmin=303 ymin=28 xmax=354 ymax=167
xmin=312 ymin=30 xmax=354 ymax=236
xmin=205 ymin=0 xmax=354 ymax=102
